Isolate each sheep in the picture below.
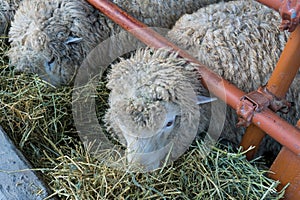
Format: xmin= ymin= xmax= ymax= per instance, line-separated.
xmin=0 ymin=0 xmax=21 ymax=36
xmin=7 ymin=0 xmax=228 ymax=86
xmin=105 ymin=0 xmax=299 ymax=171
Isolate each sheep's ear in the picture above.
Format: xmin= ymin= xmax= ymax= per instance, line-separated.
xmin=64 ymin=37 xmax=82 ymax=44
xmin=196 ymin=95 xmax=217 ymax=105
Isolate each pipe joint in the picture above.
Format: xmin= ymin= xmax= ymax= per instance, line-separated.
xmin=260 ymin=86 xmax=291 ymax=113
xmin=237 ymin=89 xmax=269 ymax=127
xmin=279 ymin=0 xmax=300 ymax=32
xmin=237 ymin=86 xmax=291 ymax=127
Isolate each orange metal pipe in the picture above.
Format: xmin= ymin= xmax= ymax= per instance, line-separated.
xmin=269 ymin=147 xmax=300 ymax=199
xmin=267 ymin=26 xmax=300 ymax=98
xmin=256 ymin=0 xmax=300 ymax=32
xmin=241 ymin=25 xmax=300 ymax=159
xmin=240 ymin=125 xmax=265 ymax=160
xmin=86 ymin=0 xmax=245 ymax=105
xmin=255 ymin=0 xmax=281 ymax=11
xmin=86 ymin=0 xmax=300 ymax=156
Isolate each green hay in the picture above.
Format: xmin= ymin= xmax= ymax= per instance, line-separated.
xmin=0 ymin=37 xmax=287 ymax=199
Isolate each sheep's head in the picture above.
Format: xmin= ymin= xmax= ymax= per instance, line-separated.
xmin=8 ymin=0 xmax=108 ymax=86
xmin=106 ymin=48 xmax=213 ymax=171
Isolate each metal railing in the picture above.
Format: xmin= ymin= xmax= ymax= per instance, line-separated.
xmin=86 ymin=0 xmax=300 ymax=198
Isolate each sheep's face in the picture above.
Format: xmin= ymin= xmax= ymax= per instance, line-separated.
xmin=8 ymin=0 xmax=103 ymax=86
xmin=106 ymin=49 xmax=202 ymax=170
xmin=9 ymin=33 xmax=80 ymax=85
xmin=119 ymin=101 xmax=180 ymax=150
xmin=8 ymin=18 xmax=85 ymax=85
xmin=111 ymin=98 xmax=183 ymax=170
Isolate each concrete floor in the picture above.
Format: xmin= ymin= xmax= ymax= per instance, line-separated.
xmin=0 ymin=127 xmax=50 ymax=200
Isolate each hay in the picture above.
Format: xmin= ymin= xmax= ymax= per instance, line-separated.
xmin=0 ymin=37 xmax=287 ymax=199
xmin=43 ymin=142 xmax=287 ymax=200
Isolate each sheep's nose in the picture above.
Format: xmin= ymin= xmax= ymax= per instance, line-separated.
xmin=126 ymin=142 xmax=173 ymax=171
xmin=126 ymin=153 xmax=160 ymax=171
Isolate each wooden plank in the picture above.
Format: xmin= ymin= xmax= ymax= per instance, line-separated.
xmin=0 ymin=126 xmax=50 ymax=199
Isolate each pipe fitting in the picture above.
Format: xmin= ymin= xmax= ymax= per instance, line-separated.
xmin=237 ymin=89 xmax=270 ymax=127
xmin=279 ymin=0 xmax=300 ymax=32
xmin=237 ymin=86 xmax=291 ymax=127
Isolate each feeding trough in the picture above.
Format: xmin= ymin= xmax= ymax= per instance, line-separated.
xmin=0 ymin=127 xmax=50 ymax=199
xmin=0 ymin=0 xmax=300 ymax=199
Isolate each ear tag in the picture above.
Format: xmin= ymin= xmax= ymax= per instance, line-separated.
xmin=196 ymin=95 xmax=217 ymax=105
xmin=64 ymin=37 xmax=82 ymax=44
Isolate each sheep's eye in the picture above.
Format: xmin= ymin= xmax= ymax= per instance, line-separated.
xmin=164 ymin=115 xmax=178 ymax=129
xmin=48 ymin=57 xmax=55 ymax=65
xmin=45 ymin=57 xmax=55 ymax=71
xmin=64 ymin=36 xmax=82 ymax=44
xmin=166 ymin=121 xmax=174 ymax=127
xmin=162 ymin=112 xmax=179 ymax=133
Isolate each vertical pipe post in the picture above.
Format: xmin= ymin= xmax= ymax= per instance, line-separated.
xmin=269 ymin=147 xmax=300 ymax=199
xmin=240 ymin=25 xmax=300 ymax=159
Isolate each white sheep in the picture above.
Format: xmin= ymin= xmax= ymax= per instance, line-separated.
xmin=105 ymin=0 xmax=299 ymax=170
xmin=7 ymin=0 xmax=226 ymax=86
xmin=0 ymin=0 xmax=21 ymax=36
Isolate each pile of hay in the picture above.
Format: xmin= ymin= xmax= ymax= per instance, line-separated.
xmin=0 ymin=36 xmax=287 ymax=199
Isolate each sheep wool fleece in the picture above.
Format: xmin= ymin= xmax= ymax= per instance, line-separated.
xmin=167 ymin=0 xmax=298 ymax=153
xmin=0 ymin=0 xmax=21 ymax=36
xmin=106 ymin=0 xmax=299 ymax=168
xmin=7 ymin=0 xmax=227 ymax=86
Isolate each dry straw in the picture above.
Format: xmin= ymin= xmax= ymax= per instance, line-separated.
xmin=0 ymin=37 xmax=287 ymax=199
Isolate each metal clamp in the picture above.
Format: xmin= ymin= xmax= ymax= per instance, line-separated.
xmin=237 ymin=89 xmax=270 ymax=127
xmin=237 ymin=86 xmax=291 ymax=127
xmin=279 ymin=0 xmax=300 ymax=32
xmin=259 ymin=86 xmax=291 ymax=113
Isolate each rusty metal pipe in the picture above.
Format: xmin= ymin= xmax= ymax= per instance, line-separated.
xmin=252 ymin=109 xmax=300 ymax=153
xmin=255 ymin=0 xmax=281 ymax=11
xmin=87 ymin=0 xmax=244 ymax=108
xmin=256 ymin=0 xmax=300 ymax=32
xmin=241 ymin=24 xmax=300 ymax=159
xmin=269 ymin=147 xmax=300 ymax=199
xmin=267 ymin=26 xmax=300 ymax=98
xmin=86 ymin=0 xmax=300 ymax=156
xmin=240 ymin=125 xmax=265 ymax=159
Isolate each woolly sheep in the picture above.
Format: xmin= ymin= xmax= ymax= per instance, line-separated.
xmin=0 ymin=0 xmax=21 ymax=36
xmin=7 ymin=0 xmax=227 ymax=86
xmin=105 ymin=0 xmax=299 ymax=170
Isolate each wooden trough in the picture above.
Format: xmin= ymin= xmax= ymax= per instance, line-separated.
xmin=0 ymin=127 xmax=50 ymax=199
xmin=86 ymin=0 xmax=300 ymax=199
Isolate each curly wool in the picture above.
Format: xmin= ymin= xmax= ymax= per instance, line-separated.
xmin=8 ymin=0 xmax=227 ymax=86
xmin=0 ymin=0 xmax=21 ymax=36
xmin=106 ymin=0 xmax=299 ymax=169
xmin=105 ymin=48 xmax=204 ymax=163
xmin=167 ymin=0 xmax=299 ymax=156
xmin=8 ymin=0 xmax=112 ymax=85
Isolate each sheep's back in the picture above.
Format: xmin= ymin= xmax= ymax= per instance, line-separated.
xmin=8 ymin=0 xmax=230 ymax=86
xmin=168 ymin=0 xmax=299 ymax=156
xmin=113 ymin=0 xmax=232 ymax=28
xmin=168 ymin=0 xmax=289 ymax=91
